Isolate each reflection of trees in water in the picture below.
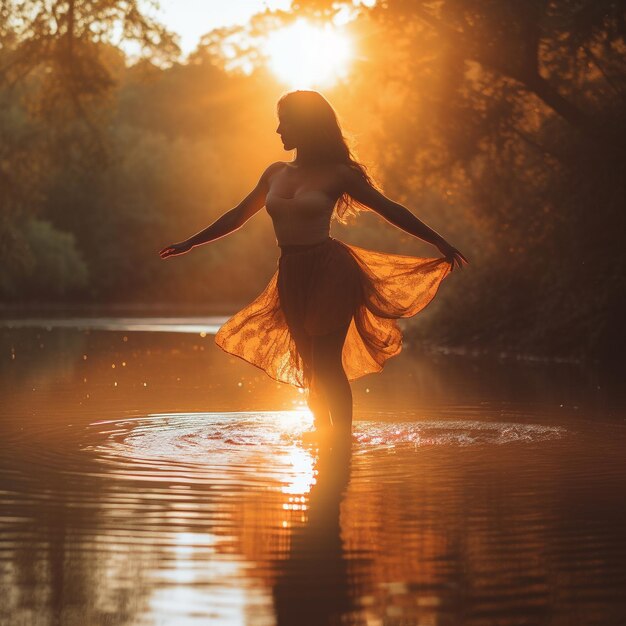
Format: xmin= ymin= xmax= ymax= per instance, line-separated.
xmin=0 ymin=413 xmax=355 ymax=625
xmin=0 ymin=328 xmax=86 ymax=393
xmin=272 ymin=440 xmax=360 ymax=626
xmin=0 ymin=459 xmax=154 ymax=625
xmin=1 ymin=349 xmax=624 ymax=625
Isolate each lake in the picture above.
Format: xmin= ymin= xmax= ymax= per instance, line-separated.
xmin=1 ymin=317 xmax=625 ymax=625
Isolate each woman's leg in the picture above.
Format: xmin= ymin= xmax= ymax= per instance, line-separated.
xmin=288 ymin=331 xmax=332 ymax=431
xmin=308 ymin=374 xmax=332 ymax=431
xmin=311 ymin=320 xmax=353 ymax=437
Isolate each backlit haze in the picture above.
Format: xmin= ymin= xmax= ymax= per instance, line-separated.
xmin=158 ymin=0 xmax=293 ymax=56
xmin=153 ymin=0 xmax=369 ymax=88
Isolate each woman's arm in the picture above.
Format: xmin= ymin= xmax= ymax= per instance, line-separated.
xmin=340 ymin=165 xmax=469 ymax=270
xmin=159 ymin=162 xmax=283 ymax=259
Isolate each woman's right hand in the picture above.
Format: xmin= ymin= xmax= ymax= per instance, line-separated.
xmin=159 ymin=241 xmax=193 ymax=259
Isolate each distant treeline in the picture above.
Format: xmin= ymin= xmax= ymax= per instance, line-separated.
xmin=1 ymin=1 xmax=624 ymax=362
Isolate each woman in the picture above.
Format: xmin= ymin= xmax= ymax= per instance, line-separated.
xmin=159 ymin=90 xmax=468 ymax=443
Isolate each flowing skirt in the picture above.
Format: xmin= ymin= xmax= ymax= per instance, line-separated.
xmin=214 ymin=236 xmax=451 ymax=390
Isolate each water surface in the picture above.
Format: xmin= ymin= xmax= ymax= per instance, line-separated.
xmin=1 ymin=319 xmax=625 ymax=625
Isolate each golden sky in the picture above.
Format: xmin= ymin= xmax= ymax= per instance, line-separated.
xmin=157 ymin=0 xmax=293 ymax=56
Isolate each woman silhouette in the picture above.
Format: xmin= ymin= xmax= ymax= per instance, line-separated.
xmin=160 ymin=90 xmax=468 ymax=443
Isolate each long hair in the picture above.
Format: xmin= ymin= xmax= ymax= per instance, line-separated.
xmin=276 ymin=90 xmax=381 ymax=225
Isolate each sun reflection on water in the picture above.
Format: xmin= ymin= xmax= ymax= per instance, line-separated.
xmin=280 ymin=444 xmax=316 ymax=496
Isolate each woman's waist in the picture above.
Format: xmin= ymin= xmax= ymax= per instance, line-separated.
xmin=278 ymin=236 xmax=333 ymax=255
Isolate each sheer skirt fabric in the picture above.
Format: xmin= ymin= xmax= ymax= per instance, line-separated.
xmin=214 ymin=237 xmax=451 ymax=390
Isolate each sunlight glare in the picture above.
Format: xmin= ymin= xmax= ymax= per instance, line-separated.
xmin=262 ymin=18 xmax=353 ymax=89
xmin=281 ymin=444 xmax=316 ymax=495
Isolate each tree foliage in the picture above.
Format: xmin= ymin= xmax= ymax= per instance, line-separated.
xmin=294 ymin=0 xmax=626 ymax=359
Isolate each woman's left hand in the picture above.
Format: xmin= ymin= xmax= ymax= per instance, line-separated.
xmin=437 ymin=241 xmax=469 ymax=271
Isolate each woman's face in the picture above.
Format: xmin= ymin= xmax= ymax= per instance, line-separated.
xmin=276 ymin=109 xmax=301 ymax=151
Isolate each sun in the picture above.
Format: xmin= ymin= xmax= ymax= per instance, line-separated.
xmin=261 ymin=18 xmax=353 ymax=89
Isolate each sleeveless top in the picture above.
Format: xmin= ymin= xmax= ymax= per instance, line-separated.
xmin=265 ymin=189 xmax=336 ymax=246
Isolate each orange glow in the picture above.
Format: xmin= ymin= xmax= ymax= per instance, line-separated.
xmin=261 ymin=18 xmax=353 ymax=89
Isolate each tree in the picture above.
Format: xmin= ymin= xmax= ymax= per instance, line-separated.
xmin=0 ymin=0 xmax=179 ymax=295
xmin=295 ymin=0 xmax=626 ymax=359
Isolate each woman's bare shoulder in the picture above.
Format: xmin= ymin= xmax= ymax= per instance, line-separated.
xmin=261 ymin=161 xmax=289 ymax=184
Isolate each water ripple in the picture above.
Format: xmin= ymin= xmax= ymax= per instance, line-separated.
xmin=78 ymin=412 xmax=569 ymax=490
